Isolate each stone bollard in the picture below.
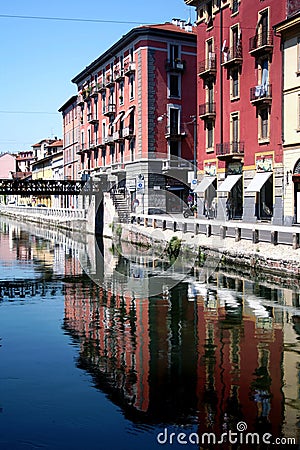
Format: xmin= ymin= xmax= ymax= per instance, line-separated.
xmin=194 ymin=223 xmax=199 ymax=235
xmin=162 ymin=220 xmax=166 ymax=231
xmin=153 ymin=218 xmax=157 ymax=229
xmin=235 ymin=227 xmax=241 ymax=242
xmin=173 ymin=221 xmax=177 ymax=232
xmin=206 ymin=224 xmax=211 ymax=237
xmin=145 ymin=218 xmax=148 ymax=227
xmin=252 ymin=229 xmax=259 ymax=244
xmin=137 ymin=216 xmax=141 ymax=225
xmin=271 ymin=230 xmax=278 ymax=246
xmin=293 ymin=233 xmax=299 ymax=250
xmin=183 ymin=222 xmax=187 ymax=233
xmin=220 ymin=225 xmax=227 ymax=240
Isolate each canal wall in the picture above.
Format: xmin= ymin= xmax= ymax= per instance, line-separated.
xmin=120 ymin=218 xmax=300 ymax=279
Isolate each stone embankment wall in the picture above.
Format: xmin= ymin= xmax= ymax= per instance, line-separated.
xmin=121 ymin=222 xmax=300 ymax=280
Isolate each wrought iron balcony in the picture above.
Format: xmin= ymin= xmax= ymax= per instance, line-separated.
xmin=97 ymin=82 xmax=106 ymax=92
xmin=216 ymin=141 xmax=244 ymax=158
xmin=90 ymin=86 xmax=99 ymax=97
xmin=77 ymin=95 xmax=84 ymax=106
xmin=198 ymin=54 xmax=217 ymax=78
xmin=249 ymin=31 xmax=273 ymax=56
xmin=250 ymin=84 xmax=272 ymax=104
xmin=165 ymin=126 xmax=186 ymax=140
xmin=114 ymin=68 xmax=124 ymax=82
xmin=165 ymin=59 xmax=186 ymax=72
xmin=124 ymin=61 xmax=136 ymax=76
xmin=222 ymin=45 xmax=243 ymax=67
xmin=113 ymin=130 xmax=125 ymax=141
xmin=87 ymin=113 xmax=99 ymax=124
xmin=104 ymin=134 xmax=114 ymax=144
xmin=123 ymin=126 xmax=135 ymax=139
xmin=199 ymin=102 xmax=216 ymax=120
xmin=105 ymin=74 xmax=115 ymax=87
xmin=104 ymin=104 xmax=116 ymax=116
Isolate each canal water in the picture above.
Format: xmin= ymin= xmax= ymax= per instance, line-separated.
xmin=0 ymin=218 xmax=299 ymax=450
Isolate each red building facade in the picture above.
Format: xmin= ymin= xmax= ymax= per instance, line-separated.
xmin=71 ymin=21 xmax=197 ymax=213
xmin=186 ymin=0 xmax=287 ymax=224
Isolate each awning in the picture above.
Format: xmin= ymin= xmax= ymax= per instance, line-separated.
xmin=123 ymin=106 xmax=135 ymax=120
xmin=194 ymin=176 xmax=216 ymax=193
xmin=112 ymin=111 xmax=124 ymax=125
xmin=246 ymin=171 xmax=272 ymax=192
xmin=217 ymin=174 xmax=242 ymax=192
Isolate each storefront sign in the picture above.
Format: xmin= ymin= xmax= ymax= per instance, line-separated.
xmin=256 ymin=156 xmax=273 ymax=172
xmin=204 ymin=163 xmax=217 ymax=176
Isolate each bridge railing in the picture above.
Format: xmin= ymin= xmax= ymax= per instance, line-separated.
xmin=0 ymin=205 xmax=87 ymax=220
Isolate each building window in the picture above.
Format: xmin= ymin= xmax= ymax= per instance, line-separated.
xmin=129 ymin=75 xmax=135 ymax=100
xmin=259 ymin=107 xmax=269 ymax=140
xmin=170 ymin=44 xmax=179 ymax=63
xmin=231 ymin=0 xmax=239 ymax=14
xmin=169 ymin=107 xmax=180 ymax=135
xmin=120 ymin=143 xmax=124 ymax=163
xmin=169 ymin=74 xmax=180 ymax=98
xmin=102 ymin=92 xmax=106 ymax=114
xmin=102 ymin=147 xmax=106 ymax=166
xmin=231 ymin=112 xmax=239 ymax=144
xmin=206 ymin=120 xmax=214 ymax=150
xmin=169 ymin=141 xmax=180 ymax=158
xmin=206 ymin=0 xmax=213 ymax=28
xmin=130 ymin=140 xmax=135 ymax=162
xmin=231 ymin=68 xmax=239 ymax=98
xmin=298 ymin=95 xmax=300 ymax=130
xmin=119 ymin=81 xmax=124 ymax=105
xmin=109 ymin=87 xmax=114 ymax=106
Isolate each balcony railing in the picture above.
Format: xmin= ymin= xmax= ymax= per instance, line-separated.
xmin=222 ymin=45 xmax=243 ymax=66
xmin=104 ymin=104 xmax=116 ymax=116
xmin=114 ymin=68 xmax=124 ymax=81
xmin=199 ymin=102 xmax=216 ymax=119
xmin=105 ymin=74 xmax=115 ymax=87
xmin=249 ymin=31 xmax=273 ymax=55
xmin=124 ymin=61 xmax=136 ymax=76
xmin=216 ymin=141 xmax=244 ymax=157
xmin=198 ymin=54 xmax=217 ymax=78
xmin=165 ymin=59 xmax=186 ymax=72
xmin=250 ymin=84 xmax=272 ymax=104
xmin=104 ymin=135 xmax=114 ymax=144
xmin=113 ymin=130 xmax=124 ymax=141
xmin=87 ymin=113 xmax=99 ymax=124
xmin=97 ymin=82 xmax=106 ymax=92
xmin=123 ymin=126 xmax=135 ymax=138
xmin=165 ymin=126 xmax=186 ymax=139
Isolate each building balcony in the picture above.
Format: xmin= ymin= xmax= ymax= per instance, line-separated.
xmin=216 ymin=141 xmax=245 ymax=159
xmin=199 ymin=102 xmax=216 ymax=120
xmin=162 ymin=158 xmax=192 ymax=172
xmin=111 ymin=162 xmax=125 ymax=173
xmin=123 ymin=126 xmax=135 ymax=139
xmin=198 ymin=54 xmax=217 ymax=79
xmin=87 ymin=113 xmax=99 ymax=124
xmin=249 ymin=32 xmax=273 ymax=56
xmin=221 ymin=45 xmax=243 ymax=67
xmin=77 ymin=95 xmax=84 ymax=106
xmin=98 ymin=138 xmax=107 ymax=148
xmin=97 ymin=82 xmax=106 ymax=92
xmin=104 ymin=135 xmax=114 ymax=145
xmin=104 ymin=104 xmax=116 ymax=116
xmin=113 ymin=130 xmax=125 ymax=142
xmin=105 ymin=74 xmax=115 ymax=87
xmin=165 ymin=59 xmax=186 ymax=72
xmin=124 ymin=61 xmax=136 ymax=76
xmin=250 ymin=84 xmax=272 ymax=104
xmin=165 ymin=126 xmax=186 ymax=140
xmin=114 ymin=68 xmax=124 ymax=82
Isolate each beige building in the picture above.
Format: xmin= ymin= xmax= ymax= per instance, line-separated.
xmin=275 ymin=12 xmax=300 ymax=225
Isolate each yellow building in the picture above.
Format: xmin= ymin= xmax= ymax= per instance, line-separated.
xmin=275 ymin=12 xmax=300 ymax=225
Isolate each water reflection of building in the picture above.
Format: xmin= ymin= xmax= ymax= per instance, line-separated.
xmin=63 ymin=266 xmax=287 ymax=437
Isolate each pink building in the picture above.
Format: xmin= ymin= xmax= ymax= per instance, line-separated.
xmin=58 ymin=96 xmax=80 ymax=208
xmin=0 ymin=153 xmax=16 ymax=179
xmin=71 ymin=20 xmax=197 ymax=213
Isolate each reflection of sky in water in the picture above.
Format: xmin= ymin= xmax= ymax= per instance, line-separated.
xmin=0 ymin=261 xmax=37 ymax=280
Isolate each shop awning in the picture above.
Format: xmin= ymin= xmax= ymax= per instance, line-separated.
xmin=246 ymin=171 xmax=272 ymax=192
xmin=123 ymin=106 xmax=135 ymax=120
xmin=194 ymin=176 xmax=216 ymax=193
xmin=112 ymin=111 xmax=124 ymax=125
xmin=217 ymin=174 xmax=242 ymax=193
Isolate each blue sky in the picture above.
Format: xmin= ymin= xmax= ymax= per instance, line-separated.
xmin=0 ymin=0 xmax=195 ymax=153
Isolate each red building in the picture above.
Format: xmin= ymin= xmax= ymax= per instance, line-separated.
xmin=186 ymin=0 xmax=288 ymax=224
xmin=58 ymin=96 xmax=80 ymax=208
xmin=71 ymin=20 xmax=197 ymax=213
